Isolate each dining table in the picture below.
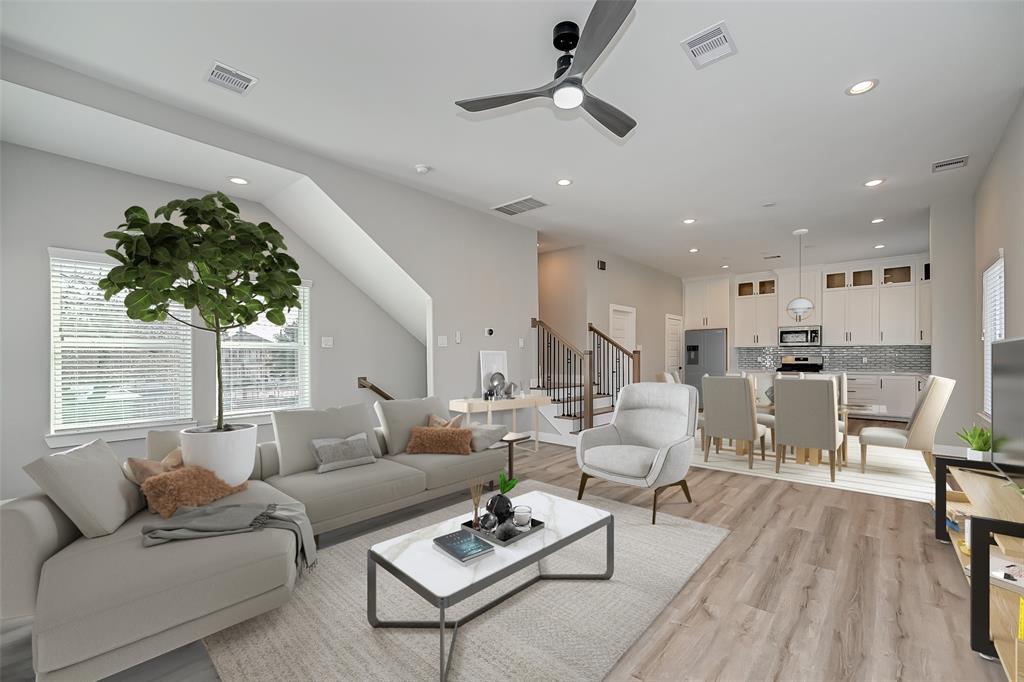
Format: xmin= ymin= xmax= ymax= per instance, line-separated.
xmin=756 ymin=402 xmax=889 ymax=466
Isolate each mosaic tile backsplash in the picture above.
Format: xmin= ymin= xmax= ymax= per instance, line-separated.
xmin=735 ymin=345 xmax=931 ymax=373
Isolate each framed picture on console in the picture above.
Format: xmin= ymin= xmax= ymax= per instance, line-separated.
xmin=479 ymin=350 xmax=508 ymax=396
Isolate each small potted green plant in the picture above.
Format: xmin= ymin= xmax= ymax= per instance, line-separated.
xmin=99 ymin=193 xmax=301 ymax=484
xmin=956 ymin=424 xmax=992 ymax=462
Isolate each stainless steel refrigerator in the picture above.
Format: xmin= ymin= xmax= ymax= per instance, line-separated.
xmin=683 ymin=328 xmax=727 ymax=408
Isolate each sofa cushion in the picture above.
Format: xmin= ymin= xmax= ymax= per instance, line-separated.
xmin=23 ymin=439 xmax=144 ymax=538
xmin=387 ymin=449 xmax=507 ymax=490
xmin=859 ymin=426 xmax=909 ymax=448
xmin=582 ymin=445 xmax=659 ymax=479
xmin=32 ymin=482 xmax=297 ymax=673
xmin=266 ymin=459 xmax=425 ymax=525
xmin=374 ymin=396 xmax=447 ymax=456
xmin=272 ymin=404 xmax=381 ymax=477
xmin=469 ymin=423 xmax=509 ymax=452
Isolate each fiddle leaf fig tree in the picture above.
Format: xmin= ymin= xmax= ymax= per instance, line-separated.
xmin=98 ymin=192 xmax=301 ymax=431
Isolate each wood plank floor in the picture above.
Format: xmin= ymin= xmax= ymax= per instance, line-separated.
xmin=517 ymin=443 xmax=1003 ymax=682
xmin=3 ymin=442 xmax=1002 ymax=682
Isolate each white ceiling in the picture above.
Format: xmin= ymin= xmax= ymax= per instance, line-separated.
xmin=2 ymin=1 xmax=1022 ymax=277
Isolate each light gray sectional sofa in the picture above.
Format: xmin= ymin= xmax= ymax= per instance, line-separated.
xmin=0 ymin=396 xmax=506 ymax=681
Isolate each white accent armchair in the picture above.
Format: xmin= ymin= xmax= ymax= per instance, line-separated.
xmin=576 ymin=382 xmax=698 ymax=524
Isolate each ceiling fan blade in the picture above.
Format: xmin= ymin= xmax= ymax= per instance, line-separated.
xmin=455 ymin=84 xmax=553 ymax=112
xmin=581 ymin=91 xmax=636 ymax=138
xmin=568 ymin=0 xmax=636 ymax=79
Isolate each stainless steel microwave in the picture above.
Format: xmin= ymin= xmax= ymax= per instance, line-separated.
xmin=778 ymin=325 xmax=821 ymax=347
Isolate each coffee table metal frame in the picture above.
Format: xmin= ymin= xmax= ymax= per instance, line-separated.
xmin=367 ymin=514 xmax=614 ymax=681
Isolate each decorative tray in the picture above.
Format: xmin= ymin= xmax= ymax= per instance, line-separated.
xmin=461 ymin=518 xmax=545 ymax=547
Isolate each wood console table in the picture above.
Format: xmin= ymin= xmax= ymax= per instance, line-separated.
xmin=448 ymin=395 xmax=552 ymax=452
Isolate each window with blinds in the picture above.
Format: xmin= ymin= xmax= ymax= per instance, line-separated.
xmin=221 ymin=284 xmax=311 ymax=416
xmin=50 ymin=250 xmax=193 ymax=433
xmin=982 ymin=255 xmax=1005 ymax=416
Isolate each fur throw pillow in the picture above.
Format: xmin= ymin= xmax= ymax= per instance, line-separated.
xmin=406 ymin=426 xmax=472 ymax=455
xmin=122 ymin=447 xmax=184 ymax=485
xmin=427 ymin=413 xmax=464 ymax=428
xmin=140 ymin=466 xmax=248 ymax=518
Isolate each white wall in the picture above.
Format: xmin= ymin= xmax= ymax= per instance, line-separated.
xmin=538 ymin=247 xmax=588 ymax=348
xmin=1 ymin=48 xmax=539 ymax=408
xmin=976 ymin=94 xmax=1024 ymax=340
xmin=0 ymin=143 xmax=427 ymax=497
xmin=929 ymin=195 xmax=978 ymax=446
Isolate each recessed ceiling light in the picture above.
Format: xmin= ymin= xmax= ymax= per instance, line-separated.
xmin=874 ymin=244 xmax=886 ymax=249
xmin=720 ymin=264 xmax=730 ymax=269
xmin=864 ymin=178 xmax=885 ymax=187
xmin=845 ymin=79 xmax=878 ymax=96
xmin=228 ymin=177 xmax=248 ymax=185
xmin=689 ymin=248 xmax=699 ymax=253
xmin=871 ymin=217 xmax=885 ymax=224
xmin=682 ymin=218 xmax=697 ymax=224
xmin=556 ymin=178 xmax=572 ymax=187
xmin=792 ymin=228 xmax=809 ymax=236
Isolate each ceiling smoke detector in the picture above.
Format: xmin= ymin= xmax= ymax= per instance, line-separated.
xmin=932 ymin=156 xmax=969 ymax=173
xmin=206 ymin=61 xmax=258 ymax=95
xmin=682 ymin=21 xmax=738 ymax=70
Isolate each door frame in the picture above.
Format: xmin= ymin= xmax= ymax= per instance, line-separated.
xmin=608 ymin=304 xmax=637 ymax=351
xmin=665 ymin=313 xmax=683 ymax=376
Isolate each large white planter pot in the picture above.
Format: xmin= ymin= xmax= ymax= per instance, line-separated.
xmin=180 ymin=423 xmax=257 ymax=486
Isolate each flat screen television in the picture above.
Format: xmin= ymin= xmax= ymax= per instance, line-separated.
xmin=992 ymin=337 xmax=1024 ymax=486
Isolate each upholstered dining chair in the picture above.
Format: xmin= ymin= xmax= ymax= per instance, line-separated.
xmin=804 ymin=372 xmax=848 ymax=461
xmin=655 ymin=371 xmax=677 ymax=383
xmin=701 ymin=375 xmax=767 ymax=468
xmin=576 ymin=382 xmax=698 ymax=524
xmin=773 ymin=376 xmax=845 ymax=482
xmin=859 ymin=375 xmax=955 ymax=476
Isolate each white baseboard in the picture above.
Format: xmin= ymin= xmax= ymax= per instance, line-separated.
xmin=535 ymin=431 xmax=578 ymax=447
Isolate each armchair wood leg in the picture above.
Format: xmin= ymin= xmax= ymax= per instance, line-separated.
xmin=703 ymin=434 xmax=712 ymax=462
xmin=680 ymin=479 xmax=692 ymax=503
xmin=860 ymin=442 xmax=867 ymax=474
xmin=760 ymin=435 xmax=766 ymax=460
xmin=652 ymin=479 xmax=692 ymax=524
xmin=577 ymin=473 xmax=590 ymax=500
xmin=828 ymin=449 xmax=836 ymax=482
xmin=774 ymin=445 xmax=783 ymax=473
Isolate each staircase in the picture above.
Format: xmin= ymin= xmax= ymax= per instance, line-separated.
xmin=531 ymin=318 xmax=641 ymax=439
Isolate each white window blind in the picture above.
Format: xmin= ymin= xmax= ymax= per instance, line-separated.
xmin=221 ymin=284 xmax=311 ymax=416
xmin=50 ymin=251 xmax=193 ymax=433
xmin=982 ymin=255 xmax=1005 ymax=416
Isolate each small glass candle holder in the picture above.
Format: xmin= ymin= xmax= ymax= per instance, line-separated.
xmin=512 ymin=505 xmax=532 ymax=533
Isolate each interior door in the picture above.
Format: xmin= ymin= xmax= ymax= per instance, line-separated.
xmin=821 ymin=290 xmax=847 ymax=345
xmin=878 ymin=286 xmax=916 ymax=345
xmin=845 ymin=288 xmax=878 ymax=345
xmin=665 ymin=314 xmax=683 ymax=377
xmin=609 ymin=304 xmax=637 ymax=351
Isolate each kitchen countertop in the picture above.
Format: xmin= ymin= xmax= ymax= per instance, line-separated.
xmin=738 ymin=368 xmax=928 ymax=376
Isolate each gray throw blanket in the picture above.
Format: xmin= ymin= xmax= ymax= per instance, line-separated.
xmin=142 ymin=503 xmax=317 ymax=572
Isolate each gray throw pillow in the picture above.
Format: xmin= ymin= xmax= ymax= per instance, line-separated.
xmin=311 ymin=433 xmax=377 ymax=473
xmin=23 ymin=439 xmax=144 ymax=538
xmin=272 ymin=404 xmax=381 ymax=476
xmin=470 ymin=423 xmax=509 ymax=452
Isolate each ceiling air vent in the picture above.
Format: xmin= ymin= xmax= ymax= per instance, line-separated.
xmin=207 ymin=61 xmax=258 ymax=95
xmin=682 ymin=21 xmax=737 ymax=70
xmin=492 ymin=196 xmax=547 ymax=216
xmin=932 ymin=155 xmax=968 ymax=173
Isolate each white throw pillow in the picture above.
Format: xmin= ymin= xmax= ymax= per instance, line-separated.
xmin=23 ymin=439 xmax=144 ymax=538
xmin=272 ymin=404 xmax=381 ymax=476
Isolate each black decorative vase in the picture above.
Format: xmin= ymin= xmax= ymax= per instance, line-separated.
xmin=486 ymin=493 xmax=513 ymax=523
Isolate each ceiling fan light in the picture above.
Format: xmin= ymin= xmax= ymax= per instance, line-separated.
xmin=786 ymin=297 xmax=815 ymax=322
xmin=552 ymin=85 xmax=584 ymax=110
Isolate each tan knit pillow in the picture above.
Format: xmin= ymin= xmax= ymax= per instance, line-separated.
xmin=427 ymin=413 xmax=464 ymax=428
xmin=406 ymin=426 xmax=472 ymax=455
xmin=140 ymin=467 xmax=248 ymax=518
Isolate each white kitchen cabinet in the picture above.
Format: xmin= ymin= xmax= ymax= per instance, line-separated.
xmin=881 ymin=262 xmax=915 ymax=287
xmin=823 ymin=288 xmax=877 ymax=345
xmin=824 ymin=266 xmax=876 ymax=290
xmin=878 ymin=286 xmax=917 ymax=345
xmin=917 ymin=281 xmax=932 ymax=344
xmin=777 ymin=270 xmax=821 ymax=325
xmin=685 ymin=277 xmax=730 ymax=330
xmin=734 ymin=295 xmax=777 ymax=347
xmin=879 ymin=375 xmax=918 ymax=418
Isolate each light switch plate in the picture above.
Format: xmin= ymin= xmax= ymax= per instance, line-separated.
xmin=455 ymin=331 xmax=462 ymax=344
xmin=321 ymin=336 xmax=334 ymax=349
xmin=437 ymin=335 xmax=448 ymax=348
xmin=518 ymin=337 xmax=525 ymax=349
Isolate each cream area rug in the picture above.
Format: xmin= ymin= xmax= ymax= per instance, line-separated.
xmin=692 ymin=434 xmax=935 ymax=502
xmin=204 ymin=480 xmax=727 ymax=682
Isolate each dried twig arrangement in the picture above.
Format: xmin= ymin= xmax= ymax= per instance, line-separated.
xmin=469 ymin=478 xmax=485 ymax=528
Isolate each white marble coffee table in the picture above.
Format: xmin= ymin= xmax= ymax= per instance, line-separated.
xmin=367 ymin=490 xmax=614 ymax=681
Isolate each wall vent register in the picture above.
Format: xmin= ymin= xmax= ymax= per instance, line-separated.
xmin=492 ymin=196 xmax=547 ymax=216
xmin=682 ymin=21 xmax=738 ymax=69
xmin=931 ymin=155 xmax=968 ymax=173
xmin=206 ymin=61 xmax=258 ymax=95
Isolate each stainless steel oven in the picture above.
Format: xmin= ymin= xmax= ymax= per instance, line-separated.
xmin=778 ymin=325 xmax=821 ymax=347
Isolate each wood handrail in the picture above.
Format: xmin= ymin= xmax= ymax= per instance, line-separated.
xmin=357 ymin=377 xmax=395 ymax=401
xmin=532 ymin=317 xmax=585 ymax=356
xmin=588 ymin=322 xmax=635 ymax=357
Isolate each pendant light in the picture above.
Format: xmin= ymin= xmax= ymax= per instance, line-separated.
xmin=786 ymin=228 xmax=814 ymax=321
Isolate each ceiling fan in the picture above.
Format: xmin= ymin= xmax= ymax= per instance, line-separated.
xmin=455 ymin=0 xmax=637 ymax=138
